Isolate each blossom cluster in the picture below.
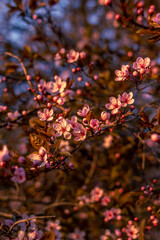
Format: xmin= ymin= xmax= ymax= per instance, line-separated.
xmin=115 ymin=57 xmax=151 ymax=84
xmin=55 ymin=48 xmax=86 ymax=63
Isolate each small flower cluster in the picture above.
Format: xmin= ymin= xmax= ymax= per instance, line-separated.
xmin=103 ymin=208 xmax=121 ymax=222
xmin=28 ymin=147 xmax=48 ymax=168
xmin=115 ymin=57 xmax=151 ymax=84
xmin=54 ymin=48 xmax=86 ymax=63
xmin=100 ymin=229 xmax=122 ymax=240
xmin=46 ymin=219 xmax=62 ymax=239
xmin=37 ymin=76 xmax=74 ymax=106
xmin=105 ymin=92 xmax=134 ymax=115
xmin=122 ymin=221 xmax=139 ymax=240
xmin=77 ymin=186 xmax=111 ymax=206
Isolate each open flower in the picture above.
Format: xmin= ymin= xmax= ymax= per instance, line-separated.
xmin=68 ymin=228 xmax=86 ymax=240
xmin=7 ymin=110 xmax=20 ymax=121
xmin=53 ymin=119 xmax=71 ymax=139
xmin=77 ymin=104 xmax=90 ymax=117
xmin=115 ymin=65 xmax=130 ymax=81
xmin=125 ymin=224 xmax=139 ymax=239
xmin=67 ymin=49 xmax=79 ymax=63
xmin=28 ymin=147 xmax=48 ymax=168
xmin=73 ymin=123 xmax=87 ymax=141
xmin=48 ymin=76 xmax=67 ymax=94
xmin=152 ymin=13 xmax=160 ymax=25
xmin=90 ymin=119 xmax=99 ymax=130
xmin=105 ymin=97 xmax=121 ymax=114
xmin=38 ymin=108 xmax=54 ymax=121
xmin=118 ymin=92 xmax=134 ymax=107
xmin=101 ymin=111 xmax=110 ymax=124
xmin=11 ymin=167 xmax=26 ymax=184
xmin=133 ymin=57 xmax=151 ymax=74
xmin=67 ymin=116 xmax=78 ymax=129
xmin=90 ymin=186 xmax=104 ymax=202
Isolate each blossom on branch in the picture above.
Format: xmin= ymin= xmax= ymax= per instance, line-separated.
xmin=73 ymin=123 xmax=87 ymax=141
xmin=67 ymin=49 xmax=79 ymax=63
xmin=28 ymin=147 xmax=48 ymax=168
xmin=53 ymin=119 xmax=71 ymax=139
xmin=152 ymin=13 xmax=160 ymax=24
xmin=115 ymin=65 xmax=130 ymax=81
xmin=68 ymin=228 xmax=86 ymax=240
xmin=105 ymin=97 xmax=121 ymax=114
xmin=133 ymin=57 xmax=151 ymax=74
xmin=118 ymin=92 xmax=134 ymax=107
xmin=37 ymin=108 xmax=54 ymax=121
xmin=77 ymin=104 xmax=90 ymax=117
xmin=11 ymin=167 xmax=26 ymax=184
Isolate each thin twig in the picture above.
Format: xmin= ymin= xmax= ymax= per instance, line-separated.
xmin=4 ymin=52 xmax=35 ymax=93
xmin=9 ymin=215 xmax=55 ymax=233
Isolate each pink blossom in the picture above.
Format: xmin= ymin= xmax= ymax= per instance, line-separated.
xmin=54 ymin=52 xmax=61 ymax=60
xmin=0 ymin=145 xmax=10 ymax=163
xmin=80 ymin=51 xmax=86 ymax=59
xmin=125 ymin=224 xmax=139 ymax=239
xmin=103 ymin=135 xmax=113 ymax=149
xmin=68 ymin=228 xmax=86 ymax=240
xmin=11 ymin=167 xmax=26 ymax=184
xmin=78 ymin=195 xmax=90 ymax=206
xmin=46 ymin=220 xmax=61 ymax=231
xmin=101 ymin=111 xmax=110 ymax=124
xmin=118 ymin=92 xmax=134 ymax=107
xmin=38 ymin=79 xmax=48 ymax=93
xmin=90 ymin=186 xmax=104 ymax=202
xmin=67 ymin=49 xmax=79 ymax=63
xmin=73 ymin=123 xmax=87 ymax=141
xmin=103 ymin=208 xmax=121 ymax=222
xmin=0 ymin=105 xmax=5 ymax=112
xmin=67 ymin=116 xmax=78 ymax=129
xmin=152 ymin=13 xmax=160 ymax=24
xmin=101 ymin=196 xmax=111 ymax=206
xmin=103 ymin=209 xmax=114 ymax=222
xmin=28 ymin=147 xmax=48 ymax=168
xmin=7 ymin=110 xmax=20 ymax=121
xmin=133 ymin=57 xmax=151 ymax=74
xmin=59 ymin=140 xmax=71 ymax=152
xmin=48 ymin=76 xmax=67 ymax=94
xmin=90 ymin=119 xmax=99 ymax=130
xmin=57 ymin=97 xmax=65 ymax=105
xmin=77 ymin=104 xmax=90 ymax=117
xmin=100 ymin=230 xmax=114 ymax=240
xmin=105 ymin=97 xmax=121 ymax=114
xmin=16 ymin=230 xmax=26 ymax=240
xmin=115 ymin=65 xmax=130 ymax=81
xmin=28 ymin=230 xmax=43 ymax=240
xmin=37 ymin=108 xmax=54 ymax=121
xmin=53 ymin=119 xmax=71 ymax=139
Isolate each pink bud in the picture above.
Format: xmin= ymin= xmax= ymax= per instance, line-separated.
xmin=147 ymin=206 xmax=152 ymax=211
xmin=27 ymin=75 xmax=31 ymax=81
xmin=115 ymin=14 xmax=121 ymax=21
xmin=37 ymin=95 xmax=42 ymax=100
xmin=133 ymin=71 xmax=138 ymax=77
xmin=47 ymin=102 xmax=52 ymax=108
xmin=22 ymin=110 xmax=27 ymax=116
xmin=151 ymin=133 xmax=159 ymax=142
xmin=39 ymin=148 xmax=46 ymax=157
